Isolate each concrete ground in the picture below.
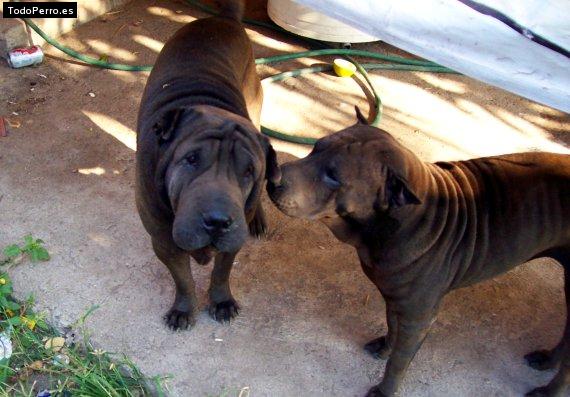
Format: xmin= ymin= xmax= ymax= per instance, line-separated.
xmin=1 ymin=0 xmax=569 ymax=396
xmin=0 ymin=0 xmax=132 ymax=56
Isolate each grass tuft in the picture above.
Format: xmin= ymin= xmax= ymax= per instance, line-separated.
xmin=1 ymin=236 xmax=168 ymax=396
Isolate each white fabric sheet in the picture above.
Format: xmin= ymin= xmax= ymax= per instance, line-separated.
xmin=294 ymin=0 xmax=570 ymax=112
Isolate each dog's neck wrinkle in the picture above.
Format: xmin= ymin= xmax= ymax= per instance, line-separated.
xmin=354 ymin=151 xmax=570 ymax=296
xmin=427 ymin=163 xmax=483 ymax=288
xmin=365 ymin=161 xmax=449 ymax=275
xmin=392 ymin=161 xmax=493 ymax=289
xmin=142 ymin=77 xmax=250 ymax=122
xmin=433 ymin=157 xmax=559 ymax=289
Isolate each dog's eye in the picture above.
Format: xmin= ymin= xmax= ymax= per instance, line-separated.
xmin=244 ymin=164 xmax=254 ymax=178
xmin=185 ymin=152 xmax=199 ymax=166
xmin=323 ymin=167 xmax=341 ymax=189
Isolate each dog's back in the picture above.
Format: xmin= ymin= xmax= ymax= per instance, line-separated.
xmin=139 ymin=0 xmax=255 ymax=129
xmin=150 ymin=4 xmax=250 ymax=86
xmin=435 ymin=152 xmax=570 ymax=286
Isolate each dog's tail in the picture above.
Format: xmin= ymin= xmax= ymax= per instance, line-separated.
xmin=216 ymin=0 xmax=244 ymax=21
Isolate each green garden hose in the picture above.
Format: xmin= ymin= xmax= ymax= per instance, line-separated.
xmin=255 ymin=49 xmax=449 ymax=68
xmin=23 ymin=18 xmax=153 ymax=72
xmin=21 ymin=1 xmax=456 ymax=145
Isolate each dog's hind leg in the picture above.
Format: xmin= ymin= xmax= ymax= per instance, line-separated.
xmin=152 ymin=237 xmax=198 ymax=330
xmin=526 ymin=248 xmax=570 ymax=397
xmin=209 ymin=251 xmax=241 ymax=322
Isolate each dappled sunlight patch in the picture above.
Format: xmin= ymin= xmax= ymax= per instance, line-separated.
xmin=416 ymin=73 xmax=466 ymax=94
xmin=147 ymin=6 xmax=196 ymax=24
xmin=132 ymin=34 xmax=164 ymax=54
xmin=528 ymin=101 xmax=564 ymax=115
xmin=270 ymin=139 xmax=311 ymax=159
xmin=77 ymin=167 xmax=106 ymax=176
xmin=38 ymin=18 xmax=76 ymax=38
xmin=371 ymin=74 xmax=459 ymax=116
xmin=455 ymin=98 xmax=570 ymax=155
xmin=520 ymin=113 xmax=569 ymax=132
xmin=262 ymin=71 xmax=368 ymax=123
xmin=362 ymin=75 xmax=570 ymax=158
xmin=492 ymin=107 xmax=570 ymax=153
xmin=88 ymin=233 xmax=113 ymax=247
xmin=252 ymin=35 xmax=304 ymax=53
xmin=82 ymin=110 xmax=136 ymax=151
xmin=109 ymin=69 xmax=149 ymax=83
xmin=261 ymin=78 xmax=353 ymax=139
xmin=454 ymin=98 xmax=497 ymax=120
xmin=384 ymin=110 xmax=474 ymax=161
xmin=80 ymin=1 xmax=117 ymax=15
xmin=85 ymin=39 xmax=137 ymax=62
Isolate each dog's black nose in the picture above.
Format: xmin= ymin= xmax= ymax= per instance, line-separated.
xmin=202 ymin=211 xmax=233 ymax=233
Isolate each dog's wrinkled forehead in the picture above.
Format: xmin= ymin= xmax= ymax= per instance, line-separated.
xmin=309 ymin=125 xmax=412 ymax=178
xmin=176 ymin=107 xmax=263 ymax=156
xmin=311 ymin=125 xmax=397 ymax=157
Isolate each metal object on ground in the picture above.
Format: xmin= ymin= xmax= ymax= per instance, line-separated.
xmin=0 ymin=332 xmax=12 ymax=360
xmin=7 ymin=45 xmax=44 ymax=68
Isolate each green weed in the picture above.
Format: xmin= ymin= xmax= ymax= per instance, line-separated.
xmin=2 ymin=235 xmax=50 ymax=266
xmin=0 ymin=236 xmax=167 ymax=396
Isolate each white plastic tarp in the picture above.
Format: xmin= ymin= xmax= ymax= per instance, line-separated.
xmin=294 ymin=0 xmax=570 ymax=112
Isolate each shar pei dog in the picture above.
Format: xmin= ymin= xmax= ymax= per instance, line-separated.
xmin=136 ymin=0 xmax=279 ymax=330
xmin=268 ymin=112 xmax=570 ymax=397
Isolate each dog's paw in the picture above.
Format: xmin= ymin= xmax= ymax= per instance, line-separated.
xmin=525 ymin=350 xmax=557 ymax=371
xmin=248 ymin=208 xmax=268 ymax=239
xmin=525 ymin=386 xmax=550 ymax=397
xmin=209 ymin=299 xmax=240 ymax=323
xmin=364 ymin=336 xmax=392 ymax=360
xmin=365 ymin=385 xmax=388 ymax=397
xmin=248 ymin=217 xmax=267 ymax=239
xmin=164 ymin=308 xmax=195 ymax=330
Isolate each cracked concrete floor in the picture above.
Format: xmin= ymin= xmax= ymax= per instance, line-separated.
xmin=1 ymin=0 xmax=569 ymax=396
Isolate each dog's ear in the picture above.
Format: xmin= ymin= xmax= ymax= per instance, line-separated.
xmin=257 ymin=134 xmax=281 ymax=184
xmin=376 ymin=169 xmax=421 ymax=211
xmin=245 ymin=135 xmax=281 ymax=216
xmin=386 ymin=170 xmax=421 ymax=208
xmin=354 ymin=106 xmax=368 ymax=125
xmin=152 ymin=108 xmax=183 ymax=142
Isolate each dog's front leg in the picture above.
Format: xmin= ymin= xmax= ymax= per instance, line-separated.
xmin=152 ymin=237 xmax=198 ymax=330
xmin=366 ymin=307 xmax=437 ymax=397
xmin=359 ymin=260 xmax=398 ymax=360
xmin=209 ymin=251 xmax=240 ymax=322
xmin=365 ymin=300 xmax=398 ymax=359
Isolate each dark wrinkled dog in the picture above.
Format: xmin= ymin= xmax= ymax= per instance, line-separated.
xmin=136 ymin=1 xmax=279 ymax=330
xmin=268 ymin=112 xmax=570 ymax=397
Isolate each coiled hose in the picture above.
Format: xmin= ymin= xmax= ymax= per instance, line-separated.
xmin=21 ymin=1 xmax=456 ymax=145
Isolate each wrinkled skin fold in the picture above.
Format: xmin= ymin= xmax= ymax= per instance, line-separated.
xmin=135 ymin=5 xmax=279 ymax=330
xmin=269 ymin=119 xmax=570 ymax=397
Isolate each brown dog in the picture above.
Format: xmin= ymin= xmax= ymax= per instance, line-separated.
xmin=136 ymin=1 xmax=279 ymax=330
xmin=268 ymin=112 xmax=570 ymax=396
